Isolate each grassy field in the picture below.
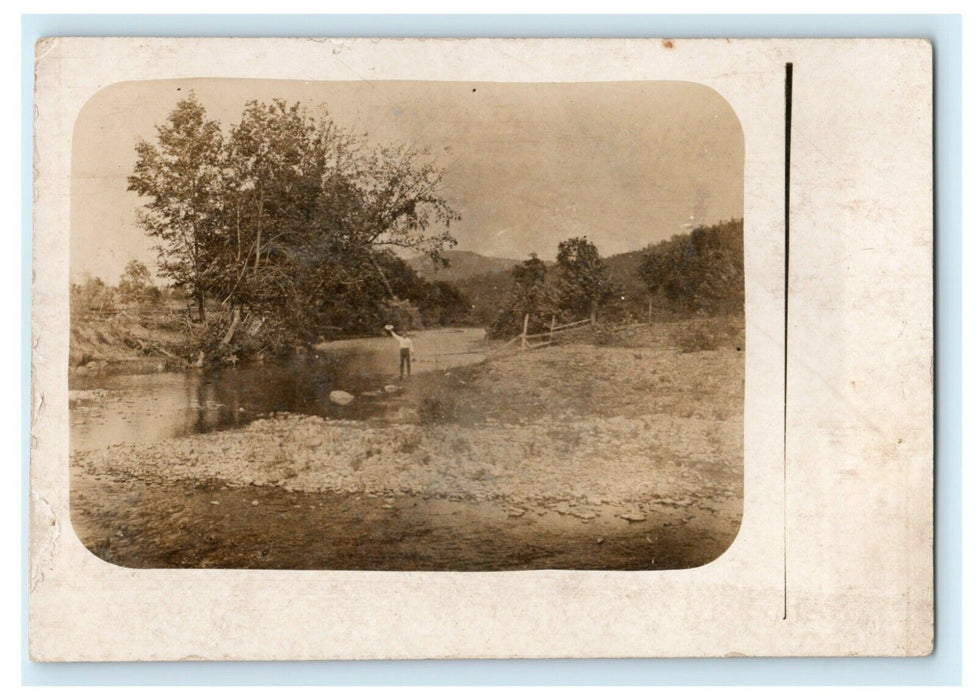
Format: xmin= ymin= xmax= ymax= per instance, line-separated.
xmin=70 ymin=317 xmax=744 ymax=570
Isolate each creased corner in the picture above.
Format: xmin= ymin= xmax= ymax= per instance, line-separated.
xmin=34 ymin=37 xmax=59 ymax=64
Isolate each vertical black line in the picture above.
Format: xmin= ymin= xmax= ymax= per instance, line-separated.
xmin=783 ymin=62 xmax=793 ymax=621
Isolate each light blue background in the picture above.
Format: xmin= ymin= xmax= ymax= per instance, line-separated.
xmin=21 ymin=14 xmax=961 ymax=686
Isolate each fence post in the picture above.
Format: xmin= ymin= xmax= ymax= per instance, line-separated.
xmin=648 ymin=298 xmax=653 ymax=325
xmin=549 ymin=315 xmax=556 ymax=343
xmin=521 ymin=313 xmax=530 ymax=350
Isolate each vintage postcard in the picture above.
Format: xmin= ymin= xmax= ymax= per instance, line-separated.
xmin=30 ymin=37 xmax=932 ymax=660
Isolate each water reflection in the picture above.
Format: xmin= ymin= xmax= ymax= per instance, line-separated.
xmin=70 ymin=328 xmax=486 ymax=452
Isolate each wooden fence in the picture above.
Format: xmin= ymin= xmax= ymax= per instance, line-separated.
xmin=484 ymin=314 xmax=653 ymax=361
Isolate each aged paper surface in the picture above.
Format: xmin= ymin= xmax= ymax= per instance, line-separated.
xmin=30 ymin=38 xmax=932 ymax=659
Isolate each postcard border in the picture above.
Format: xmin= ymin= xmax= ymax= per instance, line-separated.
xmin=20 ymin=13 xmax=961 ymax=686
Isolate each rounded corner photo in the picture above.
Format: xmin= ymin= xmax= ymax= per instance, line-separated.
xmin=69 ymin=78 xmax=744 ymax=571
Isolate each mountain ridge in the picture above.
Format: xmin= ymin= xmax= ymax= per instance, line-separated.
xmin=405 ymin=250 xmax=525 ymax=283
xmin=408 ymin=246 xmax=656 ymax=325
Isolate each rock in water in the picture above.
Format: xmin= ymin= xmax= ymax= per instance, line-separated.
xmin=384 ymin=385 xmax=400 ymax=394
xmin=329 ymin=390 xmax=354 ymax=406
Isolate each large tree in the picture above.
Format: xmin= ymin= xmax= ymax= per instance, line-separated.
xmin=129 ymin=95 xmax=461 ymax=352
xmin=219 ymin=101 xmax=460 ymax=323
xmin=219 ymin=100 xmax=348 ymax=308
xmin=127 ymin=92 xmax=224 ymax=320
xmin=488 ymin=254 xmax=559 ymax=339
xmin=554 ymin=236 xmax=614 ymax=322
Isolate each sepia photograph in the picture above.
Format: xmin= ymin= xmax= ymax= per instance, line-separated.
xmin=30 ymin=35 xmax=937 ymax=662
xmin=68 ymin=78 xmax=745 ymax=571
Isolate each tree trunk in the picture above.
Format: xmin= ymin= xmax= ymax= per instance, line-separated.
xmin=197 ymin=291 xmax=206 ymax=322
xmin=369 ymin=254 xmax=396 ymax=299
xmin=253 ymin=193 xmax=264 ymax=273
xmin=219 ymin=308 xmax=242 ymax=347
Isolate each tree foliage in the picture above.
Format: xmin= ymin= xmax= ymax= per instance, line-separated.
xmin=487 ymin=238 xmax=621 ymax=338
xmin=488 ymin=254 xmax=560 ymax=339
xmin=421 ymin=281 xmax=472 ymax=327
xmin=128 ymin=93 xmax=461 ymax=354
xmin=554 ymin=236 xmax=615 ymax=321
xmin=127 ymin=95 xmax=224 ymax=320
xmin=117 ymin=260 xmax=158 ymax=304
xmin=636 ymin=219 xmax=744 ymax=315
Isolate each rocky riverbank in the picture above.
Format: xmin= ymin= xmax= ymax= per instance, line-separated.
xmin=70 ymin=323 xmax=745 ymax=570
xmin=72 ymin=409 xmax=739 ymax=520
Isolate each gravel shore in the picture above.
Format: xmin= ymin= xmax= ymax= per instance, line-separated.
xmin=71 ymin=325 xmax=744 ymax=569
xmin=73 ymin=409 xmax=739 ymax=519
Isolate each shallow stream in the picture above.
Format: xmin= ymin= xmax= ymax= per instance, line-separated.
xmin=70 ymin=327 xmax=486 ymax=452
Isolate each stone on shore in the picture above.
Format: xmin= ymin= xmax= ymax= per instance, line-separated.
xmin=329 ymin=390 xmax=354 ymax=406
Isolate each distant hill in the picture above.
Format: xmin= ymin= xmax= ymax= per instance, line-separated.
xmin=407 ymin=250 xmax=523 ymax=283
xmin=411 ymin=223 xmax=741 ymax=327
xmin=425 ymin=246 xmax=657 ymax=326
xmin=603 ymin=246 xmax=655 ymax=305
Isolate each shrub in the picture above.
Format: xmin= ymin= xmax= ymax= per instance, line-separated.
xmin=587 ymin=321 xmax=617 ymax=346
xmin=179 ymin=310 xmax=299 ymax=366
xmin=669 ymin=315 xmax=744 ymax=353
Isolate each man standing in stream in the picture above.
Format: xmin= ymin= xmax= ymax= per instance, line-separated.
xmin=385 ymin=325 xmax=415 ymax=379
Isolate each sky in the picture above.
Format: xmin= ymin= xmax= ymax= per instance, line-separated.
xmin=71 ymin=78 xmax=743 ymax=284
